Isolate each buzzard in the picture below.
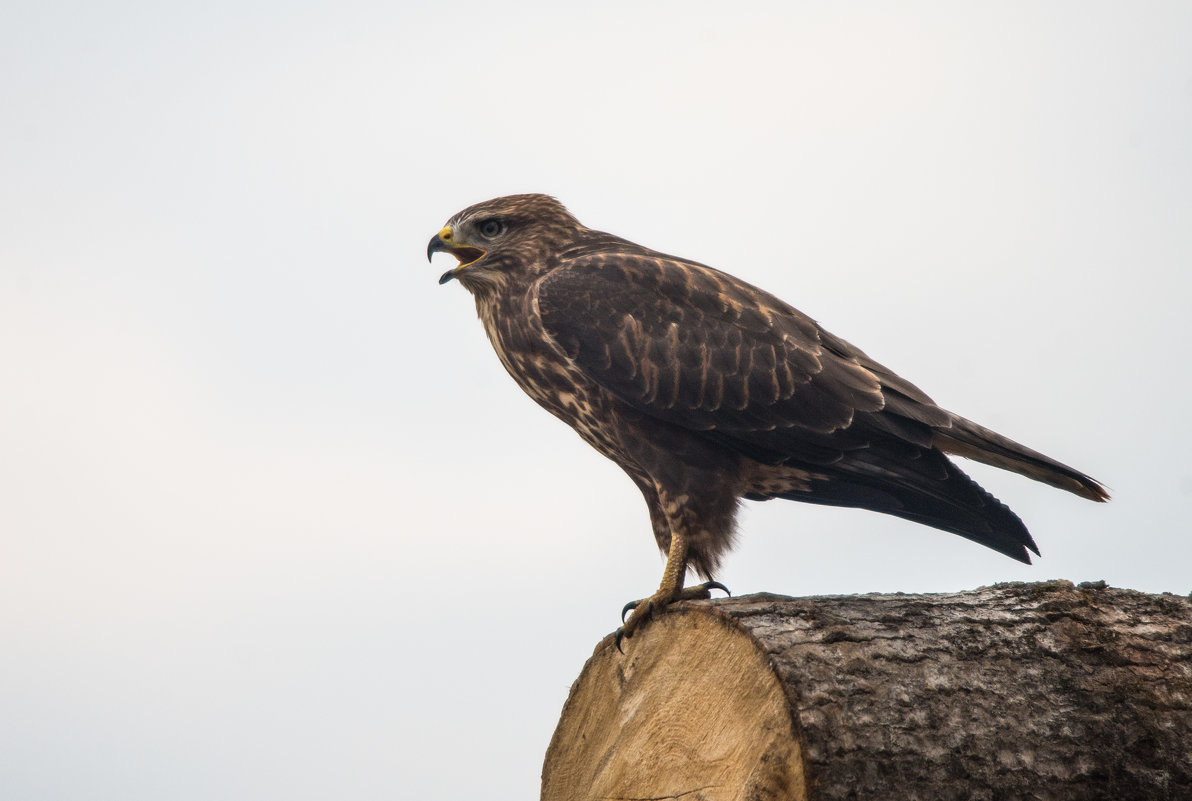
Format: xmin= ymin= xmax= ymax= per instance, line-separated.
xmin=427 ymin=194 xmax=1107 ymax=644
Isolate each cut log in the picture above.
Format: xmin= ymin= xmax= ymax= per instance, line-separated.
xmin=541 ymin=581 xmax=1192 ymax=801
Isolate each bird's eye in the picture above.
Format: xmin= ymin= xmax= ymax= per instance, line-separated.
xmin=479 ymin=219 xmax=505 ymax=239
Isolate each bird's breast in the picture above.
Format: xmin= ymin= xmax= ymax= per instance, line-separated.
xmin=476 ymin=293 xmax=625 ymax=462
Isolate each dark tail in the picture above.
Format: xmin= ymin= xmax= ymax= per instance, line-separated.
xmin=780 ymin=443 xmax=1040 ymax=563
xmin=934 ymin=416 xmax=1109 ymax=502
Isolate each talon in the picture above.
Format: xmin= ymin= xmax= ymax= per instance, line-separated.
xmin=615 ymin=628 xmax=627 ymax=653
xmin=705 ymin=580 xmax=731 ymax=597
xmin=621 ymin=600 xmax=639 ymax=623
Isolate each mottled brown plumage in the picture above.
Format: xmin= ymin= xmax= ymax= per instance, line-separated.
xmin=427 ymin=194 xmax=1107 ymax=641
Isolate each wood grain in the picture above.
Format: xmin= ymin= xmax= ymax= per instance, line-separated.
xmin=542 ymin=581 xmax=1192 ymax=801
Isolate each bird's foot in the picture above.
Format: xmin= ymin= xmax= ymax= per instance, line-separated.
xmin=615 ymin=581 xmax=730 ymax=652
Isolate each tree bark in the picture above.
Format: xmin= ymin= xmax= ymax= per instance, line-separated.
xmin=541 ymin=581 xmax=1192 ymax=801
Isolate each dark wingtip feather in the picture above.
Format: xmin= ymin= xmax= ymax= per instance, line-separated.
xmin=935 ymin=418 xmax=1110 ymax=504
xmin=1084 ymin=479 xmax=1111 ymax=503
xmin=777 ymin=448 xmax=1040 ymax=564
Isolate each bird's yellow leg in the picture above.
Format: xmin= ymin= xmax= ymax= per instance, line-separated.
xmin=616 ymin=522 xmax=729 ymax=650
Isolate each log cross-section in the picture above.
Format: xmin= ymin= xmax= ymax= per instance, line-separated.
xmin=541 ymin=581 xmax=1192 ymax=801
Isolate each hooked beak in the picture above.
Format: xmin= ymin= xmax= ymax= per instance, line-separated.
xmin=427 ymin=226 xmax=487 ymax=284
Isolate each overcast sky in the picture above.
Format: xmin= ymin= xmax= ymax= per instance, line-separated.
xmin=2 ymin=2 xmax=1190 ymax=799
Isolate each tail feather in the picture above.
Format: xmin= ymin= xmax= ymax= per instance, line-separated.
xmin=934 ymin=416 xmax=1109 ymax=502
xmin=780 ymin=445 xmax=1039 ymax=563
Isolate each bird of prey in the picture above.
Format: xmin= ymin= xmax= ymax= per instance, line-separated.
xmin=427 ymin=194 xmax=1108 ymax=644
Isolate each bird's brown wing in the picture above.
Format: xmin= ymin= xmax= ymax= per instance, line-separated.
xmin=534 ymin=252 xmax=943 ymax=460
xmin=535 ymin=251 xmax=1040 ymax=562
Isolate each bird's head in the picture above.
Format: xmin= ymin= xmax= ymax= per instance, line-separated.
xmin=427 ymin=194 xmax=581 ymax=294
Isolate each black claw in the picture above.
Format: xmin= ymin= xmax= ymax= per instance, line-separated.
xmin=621 ymin=600 xmax=639 ymax=623
xmin=705 ymin=581 xmax=731 ymax=597
xmin=615 ymin=628 xmax=626 ymax=653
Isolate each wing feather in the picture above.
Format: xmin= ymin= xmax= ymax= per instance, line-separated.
xmin=536 ymin=253 xmax=906 ymax=447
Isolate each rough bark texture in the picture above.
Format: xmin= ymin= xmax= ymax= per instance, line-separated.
xmin=541 ymin=581 xmax=1192 ymax=801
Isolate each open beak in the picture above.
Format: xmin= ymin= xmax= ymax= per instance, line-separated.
xmin=427 ymin=226 xmax=486 ymax=284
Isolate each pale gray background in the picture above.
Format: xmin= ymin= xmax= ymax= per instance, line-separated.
xmin=2 ymin=2 xmax=1190 ymax=799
